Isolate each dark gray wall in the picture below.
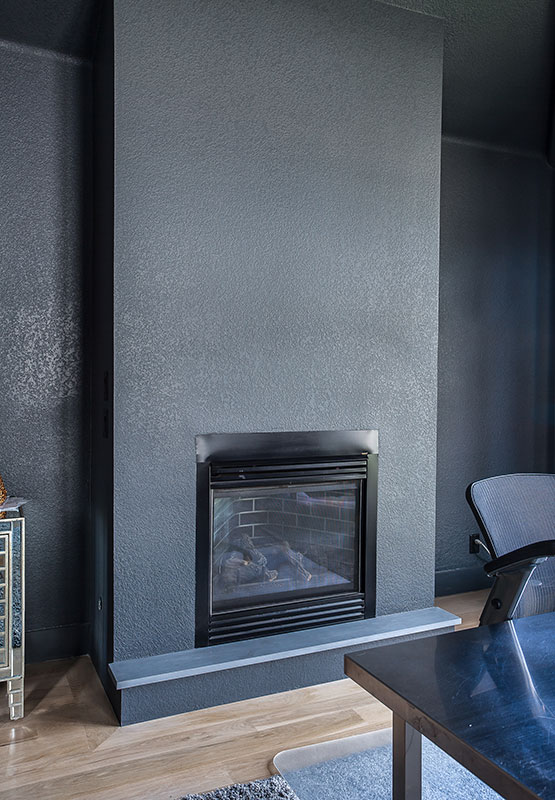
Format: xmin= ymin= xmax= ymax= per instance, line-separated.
xmin=0 ymin=0 xmax=100 ymax=59
xmin=0 ymin=40 xmax=92 ymax=659
xmin=0 ymin=0 xmax=552 ymax=676
xmin=391 ymin=0 xmax=555 ymax=153
xmin=435 ymin=140 xmax=553 ymax=594
xmin=4 ymin=0 xmax=552 ymax=144
xmin=112 ymin=0 xmax=443 ymax=667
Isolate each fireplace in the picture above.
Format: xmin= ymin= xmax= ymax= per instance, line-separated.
xmin=195 ymin=430 xmax=378 ymax=646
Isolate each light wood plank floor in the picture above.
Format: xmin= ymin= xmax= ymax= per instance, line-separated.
xmin=0 ymin=590 xmax=487 ymax=800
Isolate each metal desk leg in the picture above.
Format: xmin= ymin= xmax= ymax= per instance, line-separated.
xmin=393 ymin=713 xmax=422 ymax=800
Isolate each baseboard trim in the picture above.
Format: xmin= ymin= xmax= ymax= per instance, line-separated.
xmin=26 ymin=623 xmax=90 ymax=663
xmin=435 ymin=566 xmax=492 ymax=597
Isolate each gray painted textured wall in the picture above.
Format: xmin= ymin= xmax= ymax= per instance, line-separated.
xmin=435 ymin=140 xmax=553 ymax=593
xmin=0 ymin=41 xmax=91 ymax=658
xmin=113 ymin=0 xmax=443 ymax=665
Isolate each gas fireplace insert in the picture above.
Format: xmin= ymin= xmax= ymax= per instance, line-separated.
xmin=195 ymin=430 xmax=378 ymax=646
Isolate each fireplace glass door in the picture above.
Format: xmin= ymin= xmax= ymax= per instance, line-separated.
xmin=196 ymin=431 xmax=377 ymax=646
xmin=211 ymin=481 xmax=360 ymax=614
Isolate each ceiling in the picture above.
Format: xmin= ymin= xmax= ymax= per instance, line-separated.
xmin=0 ymin=0 xmax=553 ymax=154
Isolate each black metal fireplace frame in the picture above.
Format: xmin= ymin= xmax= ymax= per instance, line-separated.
xmin=195 ymin=430 xmax=378 ymax=647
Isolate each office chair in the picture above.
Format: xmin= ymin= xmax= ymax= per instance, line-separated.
xmin=466 ymin=474 xmax=555 ymax=626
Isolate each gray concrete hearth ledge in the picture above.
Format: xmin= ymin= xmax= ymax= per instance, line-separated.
xmin=109 ymin=607 xmax=459 ymax=690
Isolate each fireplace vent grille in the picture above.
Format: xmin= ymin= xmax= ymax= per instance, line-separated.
xmin=208 ymin=594 xmax=365 ymax=643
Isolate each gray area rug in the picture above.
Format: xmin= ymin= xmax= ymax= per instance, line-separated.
xmin=182 ymin=776 xmax=298 ymax=800
xmin=279 ymin=736 xmax=502 ymax=800
xmin=182 ymin=733 xmax=502 ymax=799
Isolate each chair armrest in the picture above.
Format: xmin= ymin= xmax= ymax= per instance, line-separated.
xmin=484 ymin=540 xmax=555 ymax=576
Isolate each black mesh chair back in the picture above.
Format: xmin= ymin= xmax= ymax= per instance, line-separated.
xmin=468 ymin=474 xmax=555 ymax=619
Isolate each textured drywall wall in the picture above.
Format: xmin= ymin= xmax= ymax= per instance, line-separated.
xmin=3 ymin=0 xmax=552 ymax=147
xmin=113 ymin=0 xmax=443 ymax=665
xmin=435 ymin=139 xmax=553 ymax=593
xmin=0 ymin=41 xmax=91 ymax=657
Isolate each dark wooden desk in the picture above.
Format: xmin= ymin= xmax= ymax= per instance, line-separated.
xmin=345 ymin=613 xmax=555 ymax=800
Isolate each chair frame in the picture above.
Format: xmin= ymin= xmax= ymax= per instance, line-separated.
xmin=466 ymin=480 xmax=555 ymax=626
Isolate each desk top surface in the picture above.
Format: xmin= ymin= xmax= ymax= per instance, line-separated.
xmin=345 ymin=612 xmax=555 ymax=800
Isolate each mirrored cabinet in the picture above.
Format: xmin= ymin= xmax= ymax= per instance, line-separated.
xmin=0 ymin=513 xmax=24 ymax=720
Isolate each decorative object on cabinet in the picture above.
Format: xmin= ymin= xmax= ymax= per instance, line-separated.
xmin=0 ymin=474 xmax=7 ymax=520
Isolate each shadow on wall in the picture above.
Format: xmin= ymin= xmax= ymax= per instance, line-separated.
xmin=0 ymin=40 xmax=93 ymax=661
xmin=435 ymin=140 xmax=552 ymax=596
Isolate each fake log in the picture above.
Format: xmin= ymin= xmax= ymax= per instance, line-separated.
xmin=276 ymin=540 xmax=312 ymax=582
xmin=217 ymin=529 xmax=312 ymax=590
xmin=216 ymin=532 xmax=280 ymax=591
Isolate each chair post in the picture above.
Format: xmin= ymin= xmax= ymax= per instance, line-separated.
xmin=480 ymin=563 xmax=540 ymax=626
